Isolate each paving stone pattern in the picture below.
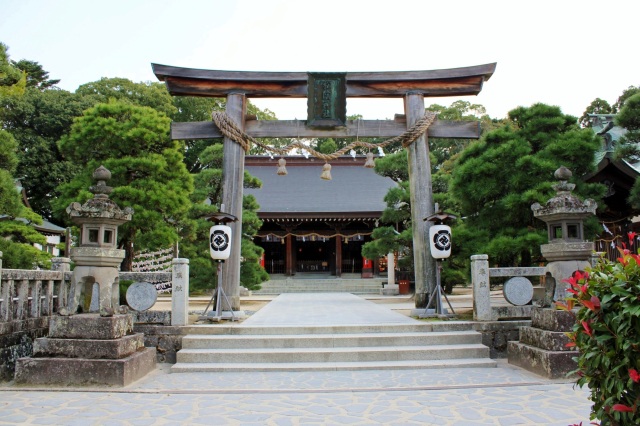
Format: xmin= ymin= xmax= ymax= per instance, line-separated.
xmin=0 ymin=293 xmax=592 ymax=424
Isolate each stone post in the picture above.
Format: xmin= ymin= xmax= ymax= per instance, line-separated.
xmin=381 ymin=252 xmax=399 ymax=295
xmin=0 ymin=250 xmax=3 ymax=273
xmin=471 ymin=254 xmax=492 ymax=321
xmin=51 ymin=257 xmax=71 ymax=272
xmin=387 ymin=252 xmax=395 ymax=287
xmin=171 ymin=258 xmax=189 ymax=326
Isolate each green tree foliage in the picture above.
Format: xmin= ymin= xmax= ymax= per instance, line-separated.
xmin=2 ymin=87 xmax=96 ymax=218
xmin=180 ymin=142 xmax=267 ymax=292
xmin=362 ymin=101 xmax=495 ymax=288
xmin=0 ymin=43 xmax=25 ymax=97
xmin=11 ymin=59 xmax=60 ymax=90
xmin=425 ymin=100 xmax=496 ymax=167
xmin=615 ymin=93 xmax=640 ymax=208
xmin=173 ymin=96 xmax=226 ymax=173
xmin=613 ymin=85 xmax=640 ymax=113
xmin=579 ymin=98 xmax=613 ymax=128
xmin=0 ymin=130 xmax=50 ymax=269
xmin=616 ymin=93 xmax=640 ymax=146
xmin=75 ymin=77 xmax=177 ymax=117
xmin=316 ymin=138 xmax=338 ymax=154
xmin=0 ymin=45 xmax=49 ymax=269
xmin=0 ymin=131 xmax=25 ymax=217
xmin=450 ymin=103 xmax=604 ymax=267
xmin=53 ymin=101 xmax=194 ymax=270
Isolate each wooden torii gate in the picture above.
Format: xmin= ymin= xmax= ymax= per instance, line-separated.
xmin=153 ymin=63 xmax=496 ymax=311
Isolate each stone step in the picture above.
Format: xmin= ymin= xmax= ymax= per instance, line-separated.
xmin=176 ymin=344 xmax=491 ymax=364
xmin=254 ymin=278 xmax=386 ymax=295
xmin=519 ymin=326 xmax=573 ymax=352
xmin=181 ymin=330 xmax=482 ymax=349
xmin=15 ymin=348 xmax=156 ymax=386
xmin=180 ymin=322 xmax=477 ymax=335
xmin=171 ymin=358 xmax=497 ymax=373
xmin=507 ymin=341 xmax=577 ymax=379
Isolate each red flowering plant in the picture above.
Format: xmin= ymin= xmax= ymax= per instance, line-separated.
xmin=557 ymin=240 xmax=640 ymax=425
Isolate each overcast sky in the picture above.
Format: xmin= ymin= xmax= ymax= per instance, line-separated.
xmin=1 ymin=0 xmax=638 ymax=121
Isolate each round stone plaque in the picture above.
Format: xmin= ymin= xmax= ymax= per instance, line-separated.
xmin=126 ymin=281 xmax=158 ymax=312
xmin=503 ymin=277 xmax=533 ymax=306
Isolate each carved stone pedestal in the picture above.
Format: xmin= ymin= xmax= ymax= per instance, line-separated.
xmin=14 ymin=314 xmax=156 ymax=386
xmin=507 ymin=307 xmax=577 ymax=379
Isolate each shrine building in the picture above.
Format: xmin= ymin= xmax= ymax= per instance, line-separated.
xmin=245 ymin=154 xmax=397 ymax=278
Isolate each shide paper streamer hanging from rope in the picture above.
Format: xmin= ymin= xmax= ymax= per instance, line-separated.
xmin=211 ymin=111 xmax=437 ymax=180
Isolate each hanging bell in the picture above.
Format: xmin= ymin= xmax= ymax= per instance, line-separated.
xmin=364 ymin=152 xmax=375 ymax=168
xmin=320 ymin=163 xmax=332 ymax=180
xmin=277 ymin=158 xmax=288 ymax=175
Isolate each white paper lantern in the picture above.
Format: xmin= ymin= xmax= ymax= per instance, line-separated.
xmin=209 ymin=225 xmax=232 ymax=260
xmin=429 ymin=224 xmax=452 ymax=259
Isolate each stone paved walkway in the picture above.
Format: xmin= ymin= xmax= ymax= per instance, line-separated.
xmin=0 ymin=363 xmax=592 ymax=425
xmin=0 ymin=293 xmax=592 ymax=425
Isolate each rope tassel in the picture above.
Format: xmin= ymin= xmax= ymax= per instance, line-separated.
xmin=364 ymin=152 xmax=375 ymax=168
xmin=320 ymin=163 xmax=332 ymax=180
xmin=276 ymin=158 xmax=288 ymax=175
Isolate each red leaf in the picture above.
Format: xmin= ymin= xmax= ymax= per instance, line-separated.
xmin=581 ymin=320 xmax=593 ymax=337
xmin=612 ymin=404 xmax=633 ymax=412
xmin=565 ymin=342 xmax=576 ymax=348
xmin=630 ymin=369 xmax=640 ymax=383
xmin=582 ymin=296 xmax=600 ymax=312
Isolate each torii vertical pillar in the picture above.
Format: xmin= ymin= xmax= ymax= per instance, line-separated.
xmin=221 ymin=93 xmax=246 ymax=311
xmin=406 ymin=93 xmax=436 ymax=308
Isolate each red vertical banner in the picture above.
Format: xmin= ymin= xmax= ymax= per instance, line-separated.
xmin=362 ymin=257 xmax=373 ymax=278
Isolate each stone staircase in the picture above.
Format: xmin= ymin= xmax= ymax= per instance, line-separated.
xmin=254 ymin=274 xmax=386 ymax=295
xmin=507 ymin=307 xmax=578 ymax=378
xmin=172 ymin=322 xmax=496 ymax=372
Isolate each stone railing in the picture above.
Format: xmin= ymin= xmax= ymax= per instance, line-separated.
xmin=0 ymin=254 xmax=190 ymax=328
xmin=0 ymin=257 xmax=72 ymax=330
xmin=471 ymin=254 xmax=548 ymax=321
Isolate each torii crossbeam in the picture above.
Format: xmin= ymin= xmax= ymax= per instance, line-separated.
xmin=153 ymin=63 xmax=496 ymax=311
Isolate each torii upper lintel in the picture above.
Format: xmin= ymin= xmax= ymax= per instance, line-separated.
xmin=151 ymin=63 xmax=496 ymax=98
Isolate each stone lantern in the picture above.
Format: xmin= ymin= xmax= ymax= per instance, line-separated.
xmin=531 ymin=166 xmax=597 ymax=301
xmin=63 ymin=165 xmax=133 ymax=316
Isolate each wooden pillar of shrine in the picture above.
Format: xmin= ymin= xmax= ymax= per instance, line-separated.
xmin=220 ymin=93 xmax=246 ymax=311
xmin=335 ymin=236 xmax=342 ymax=277
xmin=405 ymin=93 xmax=436 ymax=308
xmin=285 ymin=234 xmax=294 ymax=276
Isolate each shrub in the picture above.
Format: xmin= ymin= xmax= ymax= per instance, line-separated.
xmin=557 ymin=238 xmax=640 ymax=425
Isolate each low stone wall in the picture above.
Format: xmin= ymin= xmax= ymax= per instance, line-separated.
xmin=0 ymin=318 xmax=49 ymax=381
xmin=471 ymin=320 xmax=531 ymax=359
xmin=132 ymin=310 xmax=186 ymax=364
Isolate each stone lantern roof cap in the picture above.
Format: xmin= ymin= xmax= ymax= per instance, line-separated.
xmin=531 ymin=166 xmax=597 ymax=221
xmin=66 ymin=165 xmax=133 ymax=223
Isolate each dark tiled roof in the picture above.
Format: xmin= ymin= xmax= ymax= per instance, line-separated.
xmin=245 ymin=159 xmax=397 ymax=215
